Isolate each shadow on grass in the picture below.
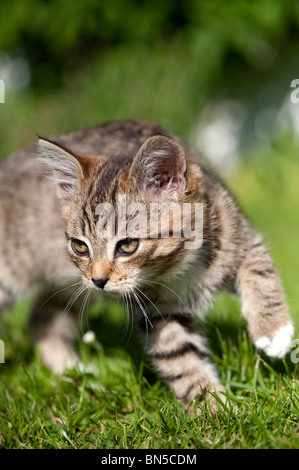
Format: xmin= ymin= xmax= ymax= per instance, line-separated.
xmin=1 ymin=292 xmax=297 ymax=384
xmin=87 ymin=295 xmax=298 ymax=386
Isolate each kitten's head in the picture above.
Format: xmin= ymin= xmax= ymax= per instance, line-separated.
xmin=38 ymin=134 xmax=202 ymax=295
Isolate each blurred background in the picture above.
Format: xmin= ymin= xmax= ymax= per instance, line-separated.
xmin=0 ymin=0 xmax=298 ymax=330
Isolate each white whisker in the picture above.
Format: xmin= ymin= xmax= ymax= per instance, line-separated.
xmin=79 ymin=289 xmax=91 ymax=334
xmin=133 ymin=288 xmax=153 ymax=327
xmin=121 ymin=291 xmax=134 ymax=347
xmin=64 ymin=284 xmax=86 ymax=314
xmin=145 ymin=279 xmax=187 ymax=308
xmin=131 ymin=288 xmax=153 ymax=347
xmin=134 ymin=286 xmax=165 ymax=323
xmin=56 ymin=284 xmax=87 ymax=337
xmin=34 ymin=281 xmax=83 ymax=315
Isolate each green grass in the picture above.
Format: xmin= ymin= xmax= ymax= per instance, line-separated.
xmin=0 ymin=295 xmax=298 ymax=449
xmin=0 ymin=46 xmax=298 ymax=449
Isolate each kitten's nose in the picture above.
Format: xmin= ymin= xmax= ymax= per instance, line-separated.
xmin=92 ymin=277 xmax=109 ymax=289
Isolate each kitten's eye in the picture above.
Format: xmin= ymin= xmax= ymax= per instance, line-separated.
xmin=71 ymin=239 xmax=90 ymax=256
xmin=116 ymin=238 xmax=139 ymax=256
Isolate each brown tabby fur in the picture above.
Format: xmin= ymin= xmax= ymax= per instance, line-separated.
xmin=0 ymin=120 xmax=293 ymax=412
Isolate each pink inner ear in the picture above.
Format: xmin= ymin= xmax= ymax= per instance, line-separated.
xmin=132 ymin=135 xmax=187 ymax=202
xmin=149 ymin=173 xmax=185 ymax=201
xmin=53 ymin=169 xmax=71 ymax=180
xmin=53 ymin=168 xmax=75 ymax=197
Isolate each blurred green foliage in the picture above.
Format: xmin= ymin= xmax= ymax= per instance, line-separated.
xmin=1 ymin=0 xmax=299 ymax=90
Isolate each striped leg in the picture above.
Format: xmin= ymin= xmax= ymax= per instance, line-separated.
xmin=142 ymin=314 xmax=224 ymax=413
xmin=236 ymin=239 xmax=294 ymax=358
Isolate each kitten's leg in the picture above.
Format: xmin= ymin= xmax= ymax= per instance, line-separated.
xmin=141 ymin=314 xmax=224 ymax=413
xmin=236 ymin=237 xmax=294 ymax=358
xmin=28 ymin=288 xmax=79 ymax=374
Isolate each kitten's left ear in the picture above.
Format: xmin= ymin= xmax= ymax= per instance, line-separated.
xmin=130 ymin=135 xmax=187 ymax=201
xmin=37 ymin=138 xmax=88 ymax=200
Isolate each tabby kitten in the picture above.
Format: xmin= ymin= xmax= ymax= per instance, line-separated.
xmin=0 ymin=120 xmax=294 ymax=412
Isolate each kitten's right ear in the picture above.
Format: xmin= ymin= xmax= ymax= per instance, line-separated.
xmin=37 ymin=138 xmax=84 ymax=200
xmin=130 ymin=135 xmax=187 ymax=202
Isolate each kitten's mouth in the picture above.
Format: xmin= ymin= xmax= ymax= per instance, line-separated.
xmin=98 ymin=290 xmax=121 ymax=299
xmin=83 ymin=278 xmax=124 ymax=297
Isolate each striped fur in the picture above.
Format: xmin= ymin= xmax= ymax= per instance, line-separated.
xmin=0 ymin=120 xmax=294 ymax=412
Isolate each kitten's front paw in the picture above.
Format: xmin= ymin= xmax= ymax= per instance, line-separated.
xmin=37 ymin=337 xmax=79 ymax=374
xmin=255 ymin=322 xmax=294 ymax=358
